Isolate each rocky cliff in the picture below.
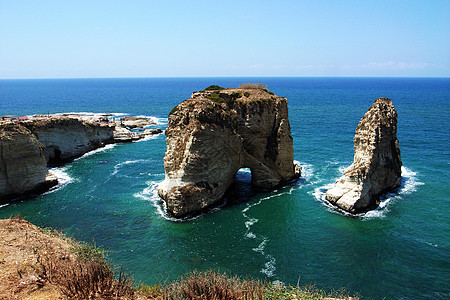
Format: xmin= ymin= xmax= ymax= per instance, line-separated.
xmin=0 ymin=124 xmax=57 ymax=202
xmin=325 ymin=98 xmax=402 ymax=213
xmin=24 ymin=117 xmax=115 ymax=165
xmin=158 ymin=88 xmax=300 ymax=218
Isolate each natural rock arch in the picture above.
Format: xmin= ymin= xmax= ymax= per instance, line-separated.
xmin=158 ymin=88 xmax=300 ymax=218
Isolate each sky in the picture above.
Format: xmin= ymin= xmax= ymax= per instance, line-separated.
xmin=0 ymin=0 xmax=449 ymax=78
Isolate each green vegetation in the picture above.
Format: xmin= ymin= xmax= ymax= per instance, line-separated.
xmin=231 ymin=92 xmax=242 ymax=98
xmin=71 ymin=240 xmax=106 ymax=265
xmin=206 ymin=92 xmax=221 ymax=101
xmin=169 ymin=105 xmax=179 ymax=115
xmin=263 ymin=88 xmax=275 ymax=95
xmin=244 ymin=92 xmax=251 ymax=97
xmin=204 ymin=85 xmax=225 ymax=91
xmin=238 ymin=82 xmax=268 ymax=89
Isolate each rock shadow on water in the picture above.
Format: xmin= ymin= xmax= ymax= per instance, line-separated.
xmin=156 ymin=167 xmax=302 ymax=222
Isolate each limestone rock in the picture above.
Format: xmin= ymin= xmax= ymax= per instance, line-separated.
xmin=24 ymin=117 xmax=115 ymax=164
xmin=0 ymin=124 xmax=58 ymax=201
xmin=120 ymin=116 xmax=156 ymax=129
xmin=325 ymin=98 xmax=402 ymax=213
xmin=158 ymin=88 xmax=300 ymax=218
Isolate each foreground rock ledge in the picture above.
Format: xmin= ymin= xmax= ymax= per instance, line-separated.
xmin=158 ymin=88 xmax=300 ymax=218
xmin=326 ymin=98 xmax=402 ymax=213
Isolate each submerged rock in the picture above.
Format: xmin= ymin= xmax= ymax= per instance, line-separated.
xmin=158 ymin=88 xmax=300 ymax=218
xmin=0 ymin=124 xmax=58 ymax=201
xmin=325 ymin=98 xmax=402 ymax=213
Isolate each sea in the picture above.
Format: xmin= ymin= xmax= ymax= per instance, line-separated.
xmin=0 ymin=77 xmax=449 ymax=299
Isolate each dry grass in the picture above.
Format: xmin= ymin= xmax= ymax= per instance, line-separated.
xmin=140 ymin=270 xmax=264 ymax=299
xmin=0 ymin=216 xmax=136 ymax=299
xmin=140 ymin=270 xmax=359 ymax=300
xmin=237 ymin=83 xmax=268 ymax=90
xmin=37 ymin=249 xmax=135 ymax=299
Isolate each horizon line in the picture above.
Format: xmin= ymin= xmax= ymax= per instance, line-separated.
xmin=1 ymin=75 xmax=449 ymax=80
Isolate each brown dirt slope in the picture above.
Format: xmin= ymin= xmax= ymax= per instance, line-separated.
xmin=0 ymin=217 xmax=137 ymax=299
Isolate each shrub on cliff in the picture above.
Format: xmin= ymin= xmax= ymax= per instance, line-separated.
xmin=204 ymin=85 xmax=225 ymax=91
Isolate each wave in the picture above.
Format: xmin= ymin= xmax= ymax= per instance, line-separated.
xmin=133 ymin=131 xmax=165 ymax=143
xmin=44 ymin=166 xmax=74 ymax=194
xmin=133 ymin=115 xmax=168 ymax=125
xmin=76 ymin=144 xmax=116 ymax=159
xmin=294 ymin=160 xmax=314 ymax=182
xmin=111 ymin=159 xmax=148 ymax=176
xmin=312 ymin=166 xmax=424 ymax=219
xmin=134 ymin=181 xmax=191 ymax=222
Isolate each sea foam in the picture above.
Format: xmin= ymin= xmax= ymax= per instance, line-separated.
xmin=77 ymin=144 xmax=116 ymax=159
xmin=134 ymin=180 xmax=191 ymax=222
xmin=44 ymin=166 xmax=74 ymax=194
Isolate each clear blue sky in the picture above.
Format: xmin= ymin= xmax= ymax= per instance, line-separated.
xmin=1 ymin=0 xmax=449 ymax=78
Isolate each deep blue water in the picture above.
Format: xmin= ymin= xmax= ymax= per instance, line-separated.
xmin=1 ymin=78 xmax=449 ymax=299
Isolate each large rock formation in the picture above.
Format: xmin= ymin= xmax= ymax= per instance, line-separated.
xmin=158 ymin=88 xmax=300 ymax=218
xmin=0 ymin=124 xmax=57 ymax=202
xmin=325 ymin=98 xmax=402 ymax=213
xmin=24 ymin=117 xmax=115 ymax=164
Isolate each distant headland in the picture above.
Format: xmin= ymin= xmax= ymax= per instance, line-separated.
xmin=0 ymin=113 xmax=162 ymax=202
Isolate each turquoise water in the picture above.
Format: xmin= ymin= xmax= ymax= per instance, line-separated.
xmin=1 ymin=78 xmax=449 ymax=299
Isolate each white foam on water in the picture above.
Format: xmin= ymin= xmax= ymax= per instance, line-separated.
xmin=237 ymin=168 xmax=251 ymax=174
xmin=261 ymin=255 xmax=276 ymax=277
xmin=244 ymin=218 xmax=258 ymax=238
xmin=240 ymin=180 xmax=307 ymax=278
xmin=134 ymin=180 xmax=197 ymax=222
xmin=252 ymin=238 xmax=267 ymax=254
xmin=133 ymin=116 xmax=168 ymax=125
xmin=76 ymin=144 xmax=116 ymax=159
xmin=44 ymin=166 xmax=74 ymax=194
xmin=251 ymin=238 xmax=276 ymax=277
xmin=0 ymin=203 xmax=10 ymax=208
xmin=111 ymin=159 xmax=147 ymax=176
xmin=296 ymin=161 xmax=315 ymax=183
xmin=313 ymin=166 xmax=424 ymax=219
xmin=338 ymin=165 xmax=349 ymax=174
xmin=134 ymin=131 xmax=165 ymax=143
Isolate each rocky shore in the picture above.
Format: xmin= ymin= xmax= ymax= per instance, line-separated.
xmin=0 ymin=114 xmax=162 ymax=202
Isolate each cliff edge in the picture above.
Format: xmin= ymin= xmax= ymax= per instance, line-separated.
xmin=24 ymin=117 xmax=115 ymax=165
xmin=325 ymin=98 xmax=402 ymax=213
xmin=158 ymin=87 xmax=300 ymax=218
xmin=0 ymin=124 xmax=57 ymax=202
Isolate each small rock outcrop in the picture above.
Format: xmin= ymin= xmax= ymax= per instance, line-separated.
xmin=325 ymin=98 xmax=402 ymax=213
xmin=158 ymin=88 xmax=300 ymax=218
xmin=0 ymin=124 xmax=57 ymax=201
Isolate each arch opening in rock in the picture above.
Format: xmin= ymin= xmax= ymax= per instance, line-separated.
xmin=158 ymin=87 xmax=301 ymax=218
